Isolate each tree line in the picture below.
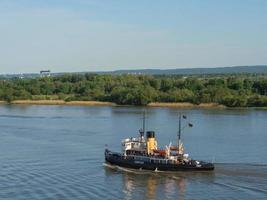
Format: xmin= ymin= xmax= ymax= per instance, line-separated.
xmin=0 ymin=73 xmax=267 ymax=107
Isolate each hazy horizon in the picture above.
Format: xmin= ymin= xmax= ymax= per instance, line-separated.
xmin=1 ymin=65 xmax=267 ymax=75
xmin=1 ymin=0 xmax=267 ymax=74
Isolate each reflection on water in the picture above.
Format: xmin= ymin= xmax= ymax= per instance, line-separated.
xmin=104 ymin=164 xmax=217 ymax=200
xmin=104 ymin=163 xmax=267 ymax=200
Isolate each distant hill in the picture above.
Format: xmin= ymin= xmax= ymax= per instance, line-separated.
xmin=101 ymin=65 xmax=267 ymax=75
xmin=1 ymin=65 xmax=267 ymax=79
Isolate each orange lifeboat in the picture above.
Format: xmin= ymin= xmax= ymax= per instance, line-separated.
xmin=153 ymin=149 xmax=166 ymax=156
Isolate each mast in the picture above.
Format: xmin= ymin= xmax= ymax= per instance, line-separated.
xmin=139 ymin=110 xmax=146 ymax=141
xmin=177 ymin=113 xmax=193 ymax=155
xmin=178 ymin=113 xmax=182 ymax=154
xmin=143 ymin=110 xmax=146 ymax=135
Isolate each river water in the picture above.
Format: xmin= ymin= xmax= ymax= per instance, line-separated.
xmin=0 ymin=105 xmax=266 ymax=199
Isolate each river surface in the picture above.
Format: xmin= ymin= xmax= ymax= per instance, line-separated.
xmin=0 ymin=105 xmax=266 ymax=200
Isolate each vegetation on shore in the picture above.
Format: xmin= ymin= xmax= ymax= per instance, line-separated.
xmin=0 ymin=73 xmax=267 ymax=107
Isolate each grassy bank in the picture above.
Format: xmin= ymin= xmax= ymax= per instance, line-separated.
xmin=148 ymin=102 xmax=226 ymax=108
xmin=0 ymin=100 xmax=225 ymax=108
xmin=1 ymin=100 xmax=267 ymax=109
xmin=0 ymin=100 xmax=115 ymax=106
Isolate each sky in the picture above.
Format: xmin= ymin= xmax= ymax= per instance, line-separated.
xmin=0 ymin=0 xmax=267 ymax=74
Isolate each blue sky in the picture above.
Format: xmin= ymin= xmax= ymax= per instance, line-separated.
xmin=1 ymin=0 xmax=267 ymax=73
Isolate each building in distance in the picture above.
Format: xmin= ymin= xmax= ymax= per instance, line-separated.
xmin=40 ymin=70 xmax=51 ymax=77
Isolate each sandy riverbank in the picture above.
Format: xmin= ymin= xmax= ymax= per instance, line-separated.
xmin=0 ymin=100 xmax=116 ymax=106
xmin=147 ymin=102 xmax=226 ymax=108
xmin=0 ymin=100 xmax=226 ymax=108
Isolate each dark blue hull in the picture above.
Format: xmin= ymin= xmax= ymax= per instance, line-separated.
xmin=105 ymin=150 xmax=214 ymax=171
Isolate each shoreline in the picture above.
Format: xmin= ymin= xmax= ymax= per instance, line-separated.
xmin=0 ymin=100 xmax=266 ymax=109
xmin=0 ymin=100 xmax=225 ymax=108
xmin=147 ymin=102 xmax=226 ymax=109
xmin=0 ymin=100 xmax=116 ymax=106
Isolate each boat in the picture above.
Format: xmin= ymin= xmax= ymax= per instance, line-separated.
xmin=105 ymin=112 xmax=214 ymax=171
